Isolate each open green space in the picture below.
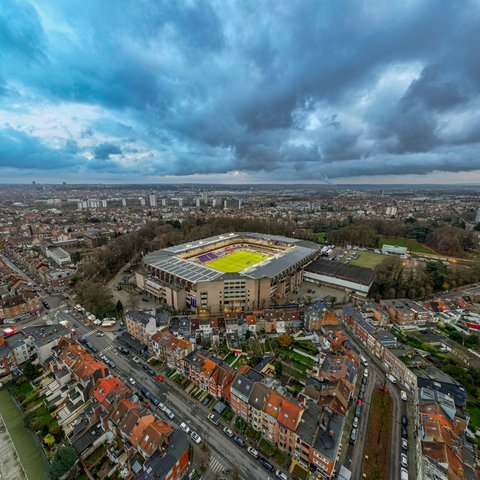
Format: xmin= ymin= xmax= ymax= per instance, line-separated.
xmin=467 ymin=405 xmax=480 ymax=430
xmin=363 ymin=390 xmax=393 ymax=480
xmin=0 ymin=389 xmax=49 ymax=480
xmin=206 ymin=250 xmax=268 ymax=272
xmin=348 ymin=251 xmax=386 ymax=269
xmin=316 ymin=232 xmax=326 ymax=243
xmin=379 ymin=238 xmax=434 ymax=254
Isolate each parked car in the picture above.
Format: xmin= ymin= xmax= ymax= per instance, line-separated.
xmin=275 ymin=470 xmax=288 ymax=480
xmin=349 ymin=427 xmax=357 ymax=444
xmin=150 ymin=395 xmax=160 ymax=406
xmin=164 ymin=408 xmax=175 ymax=420
xmin=155 ymin=375 xmax=164 ymax=381
xmin=140 ymin=388 xmax=151 ymax=399
xmin=142 ymin=363 xmax=149 ymax=371
xmin=401 ymin=390 xmax=407 ymax=401
xmin=132 ymin=356 xmax=140 ymax=363
xmin=402 ymin=438 xmax=408 ymax=450
xmin=247 ymin=446 xmax=259 ymax=458
xmin=223 ymin=427 xmax=234 ymax=437
xmin=147 ymin=368 xmax=155 ymax=376
xmin=233 ymin=435 xmax=245 ymax=447
xmin=401 ymin=415 xmax=408 ymax=427
xmin=400 ymin=453 xmax=408 ymax=468
xmin=353 ymin=416 xmax=359 ymax=428
xmin=118 ymin=347 xmax=129 ymax=355
xmin=401 ymin=467 xmax=409 ymax=480
xmin=259 ymin=457 xmax=274 ymax=472
xmin=207 ymin=413 xmax=220 ymax=425
xmin=401 ymin=426 xmax=408 ymax=439
xmin=203 ymin=394 xmax=212 ymax=406
xmin=190 ymin=431 xmax=202 ymax=444
xmin=180 ymin=422 xmax=190 ymax=434
xmin=387 ymin=373 xmax=397 ymax=384
xmin=128 ymin=378 xmax=136 ymax=385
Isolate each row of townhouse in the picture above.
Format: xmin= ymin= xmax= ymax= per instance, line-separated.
xmin=46 ymin=337 xmax=190 ymax=480
xmin=380 ymin=298 xmax=433 ymax=327
xmin=0 ymin=323 xmax=70 ymax=376
xmin=173 ymin=335 xmax=352 ymax=479
xmin=343 ymin=304 xmax=477 ymax=478
xmin=417 ymin=387 xmax=476 ymax=480
xmin=342 ymin=305 xmax=418 ymax=389
xmin=125 ymin=303 xmax=339 ymax=358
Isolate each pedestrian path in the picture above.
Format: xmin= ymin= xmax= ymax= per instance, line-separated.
xmin=209 ymin=456 xmax=227 ymax=475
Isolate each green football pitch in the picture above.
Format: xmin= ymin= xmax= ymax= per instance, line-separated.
xmin=206 ymin=250 xmax=268 ymax=272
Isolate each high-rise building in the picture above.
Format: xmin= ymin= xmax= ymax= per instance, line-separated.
xmin=475 ymin=208 xmax=480 ymax=224
xmin=149 ymin=193 xmax=157 ymax=207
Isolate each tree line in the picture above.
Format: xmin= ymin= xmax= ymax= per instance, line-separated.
xmin=313 ymin=217 xmax=478 ymax=257
xmin=370 ymin=256 xmax=480 ymax=300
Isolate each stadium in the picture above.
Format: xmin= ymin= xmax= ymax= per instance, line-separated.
xmin=136 ymin=233 xmax=320 ymax=313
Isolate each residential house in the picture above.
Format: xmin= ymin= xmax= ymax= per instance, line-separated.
xmin=151 ymin=330 xmax=194 ymax=371
xmin=125 ymin=310 xmax=169 ymax=351
xmin=230 ymin=366 xmax=263 ymax=421
xmin=248 ymin=382 xmax=270 ymax=432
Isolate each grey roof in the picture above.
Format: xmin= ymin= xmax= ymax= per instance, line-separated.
xmin=307 ymin=258 xmax=375 ymax=286
xmin=23 ymin=324 xmax=70 ymax=347
xmin=296 ymin=403 xmax=344 ymax=464
xmin=143 ymin=232 xmax=319 ymax=284
xmin=71 ymin=423 xmax=102 ymax=454
xmin=231 ymin=373 xmax=256 ymax=401
xmin=135 ymin=429 xmax=189 ymax=480
xmin=414 ymin=365 xmax=467 ymax=408
xmin=248 ymin=382 xmax=270 ymax=410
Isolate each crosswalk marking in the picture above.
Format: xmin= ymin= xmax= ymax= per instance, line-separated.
xmin=209 ymin=457 xmax=226 ymax=475
xmin=100 ymin=345 xmax=115 ymax=354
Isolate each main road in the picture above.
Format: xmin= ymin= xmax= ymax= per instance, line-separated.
xmin=340 ymin=322 xmax=409 ymax=480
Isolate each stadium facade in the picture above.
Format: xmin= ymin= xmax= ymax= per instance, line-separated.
xmin=136 ymin=233 xmax=320 ymax=313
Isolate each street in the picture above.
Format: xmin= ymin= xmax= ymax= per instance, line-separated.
xmin=341 ymin=326 xmax=409 ymax=480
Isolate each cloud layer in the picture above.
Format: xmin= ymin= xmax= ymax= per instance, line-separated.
xmin=1 ymin=0 xmax=480 ymax=183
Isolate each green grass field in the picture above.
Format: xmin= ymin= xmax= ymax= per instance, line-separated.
xmin=348 ymin=251 xmax=386 ymax=269
xmin=380 ymin=238 xmax=434 ymax=254
xmin=206 ymin=250 xmax=267 ymax=272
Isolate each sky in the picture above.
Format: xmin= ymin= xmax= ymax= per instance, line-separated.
xmin=1 ymin=1 xmax=480 ymax=185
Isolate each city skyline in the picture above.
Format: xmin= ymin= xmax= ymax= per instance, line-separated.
xmin=2 ymin=1 xmax=480 ymax=184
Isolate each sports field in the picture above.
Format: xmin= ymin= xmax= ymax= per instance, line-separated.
xmin=206 ymin=250 xmax=267 ymax=272
xmin=348 ymin=251 xmax=386 ymax=268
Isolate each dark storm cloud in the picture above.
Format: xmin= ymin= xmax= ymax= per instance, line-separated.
xmin=0 ymin=127 xmax=82 ymax=169
xmin=94 ymin=143 xmax=122 ymax=160
xmin=1 ymin=0 xmax=480 ymax=182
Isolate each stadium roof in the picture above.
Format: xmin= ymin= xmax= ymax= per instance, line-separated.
xmin=143 ymin=232 xmax=319 ymax=283
xmin=306 ymin=258 xmax=375 ymax=286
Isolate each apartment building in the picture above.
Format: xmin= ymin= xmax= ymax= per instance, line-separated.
xmin=151 ymin=330 xmax=194 ymax=371
xmin=125 ymin=311 xmax=169 ymax=350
